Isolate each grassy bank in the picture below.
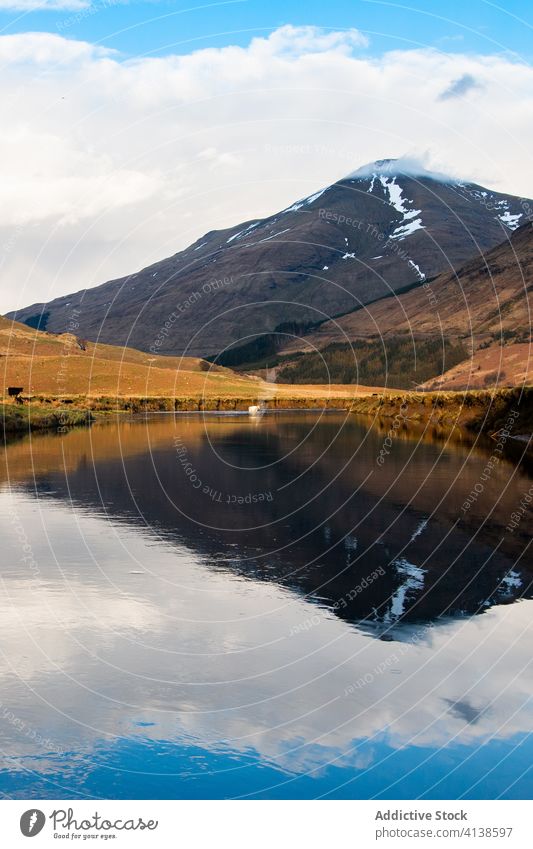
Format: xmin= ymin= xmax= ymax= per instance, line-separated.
xmin=1 ymin=403 xmax=94 ymax=436
xmin=348 ymin=386 xmax=533 ymax=437
xmin=14 ymin=393 xmax=372 ymax=413
xmin=3 ymin=387 xmax=532 ymax=441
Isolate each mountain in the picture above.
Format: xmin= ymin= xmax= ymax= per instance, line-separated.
xmin=9 ymin=158 xmax=532 ymax=358
xmin=277 ymin=221 xmax=533 ymax=389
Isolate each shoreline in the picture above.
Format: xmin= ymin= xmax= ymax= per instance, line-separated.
xmin=347 ymin=387 xmax=533 ymax=439
xmin=1 ymin=403 xmax=94 ymax=437
xmin=2 ymin=386 xmax=532 ymax=441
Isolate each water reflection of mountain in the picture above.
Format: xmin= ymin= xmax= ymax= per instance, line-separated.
xmin=5 ymin=413 xmax=532 ymax=636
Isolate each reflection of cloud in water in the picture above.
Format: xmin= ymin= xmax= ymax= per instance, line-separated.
xmin=1 ymin=491 xmax=533 ymax=778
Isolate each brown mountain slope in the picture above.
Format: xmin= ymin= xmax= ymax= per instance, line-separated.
xmin=283 ymin=222 xmax=533 ymax=345
xmin=277 ymin=222 xmax=533 ymax=388
xmin=276 ymin=224 xmax=533 ymax=389
xmin=422 ymin=342 xmax=533 ymax=390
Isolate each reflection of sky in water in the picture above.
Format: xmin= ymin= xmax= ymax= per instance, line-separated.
xmin=0 ymin=415 xmax=532 ymax=798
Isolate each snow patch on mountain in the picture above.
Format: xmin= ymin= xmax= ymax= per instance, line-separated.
xmin=457 ymin=187 xmax=524 ymax=231
xmin=257 ymin=228 xmax=291 ymax=243
xmin=390 ymin=218 xmax=425 ymax=240
xmin=226 ymin=221 xmax=260 ymax=243
xmin=305 ymin=188 xmax=328 ymax=205
xmin=378 ymin=175 xmax=425 ymax=241
xmin=498 ymin=205 xmax=523 ymax=230
xmin=379 ymin=175 xmax=410 ymax=215
xmin=408 ymin=260 xmax=426 ymax=280
xmin=281 ymin=187 xmax=328 ymax=215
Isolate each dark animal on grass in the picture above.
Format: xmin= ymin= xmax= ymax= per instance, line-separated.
xmin=7 ymin=387 xmax=23 ymax=401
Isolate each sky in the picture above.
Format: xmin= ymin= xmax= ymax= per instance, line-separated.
xmin=1 ymin=0 xmax=533 ymax=313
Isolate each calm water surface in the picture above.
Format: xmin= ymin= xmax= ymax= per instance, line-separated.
xmin=1 ymin=412 xmax=532 ymax=799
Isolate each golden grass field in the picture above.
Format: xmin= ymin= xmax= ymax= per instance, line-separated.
xmin=0 ymin=315 xmax=382 ymax=402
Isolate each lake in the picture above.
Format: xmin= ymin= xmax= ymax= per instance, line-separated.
xmin=1 ymin=411 xmax=532 ymax=799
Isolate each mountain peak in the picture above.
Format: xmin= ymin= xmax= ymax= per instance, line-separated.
xmin=10 ymin=160 xmax=531 ymax=358
xmin=346 ymin=156 xmax=453 ymax=183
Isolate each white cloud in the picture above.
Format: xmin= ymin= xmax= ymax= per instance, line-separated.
xmin=0 ymin=0 xmax=89 ymax=10
xmin=0 ymin=128 xmax=162 ymax=225
xmin=1 ymin=26 xmax=533 ymax=313
xmin=250 ymin=23 xmax=369 ymax=55
xmin=0 ymin=31 xmax=110 ymax=63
